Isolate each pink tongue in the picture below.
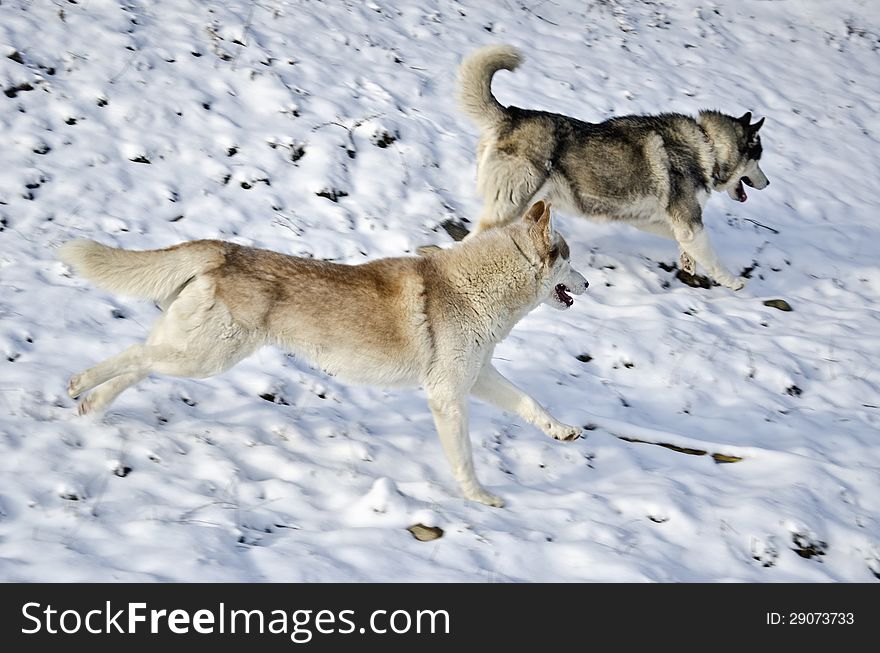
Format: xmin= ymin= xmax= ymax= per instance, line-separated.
xmin=556 ymin=285 xmax=573 ymax=306
xmin=736 ymin=181 xmax=748 ymax=202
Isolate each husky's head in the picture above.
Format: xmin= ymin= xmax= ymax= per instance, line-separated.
xmin=700 ymin=111 xmax=769 ymax=203
xmin=517 ymin=201 xmax=589 ymax=311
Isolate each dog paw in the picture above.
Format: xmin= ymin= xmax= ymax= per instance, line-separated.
xmin=466 ymin=488 xmax=505 ymax=508
xmin=416 ymin=244 xmax=442 ymax=256
xmin=68 ymin=374 xmax=85 ymax=399
xmin=718 ymin=275 xmax=746 ymax=291
xmin=76 ymin=391 xmax=110 ymax=416
xmin=76 ymin=396 xmax=95 ymax=416
xmin=680 ymin=252 xmax=696 ymax=275
xmin=546 ymin=422 xmax=582 ymax=442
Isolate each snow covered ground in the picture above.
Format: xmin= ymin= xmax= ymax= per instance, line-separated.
xmin=1 ymin=0 xmax=878 ymax=582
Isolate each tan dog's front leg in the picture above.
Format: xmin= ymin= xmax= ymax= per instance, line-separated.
xmin=471 ymin=363 xmax=582 ymax=441
xmin=426 ymin=391 xmax=503 ymax=507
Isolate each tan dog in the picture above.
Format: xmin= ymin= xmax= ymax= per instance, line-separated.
xmin=60 ymin=201 xmax=589 ymax=506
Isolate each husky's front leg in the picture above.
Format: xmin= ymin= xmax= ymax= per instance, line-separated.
xmin=671 ymin=205 xmax=746 ymax=291
xmin=632 ymin=220 xmax=696 ymax=275
xmin=472 ymin=363 xmax=582 ymax=441
xmin=679 ymin=227 xmax=745 ymax=290
xmin=426 ymin=391 xmax=503 ymax=507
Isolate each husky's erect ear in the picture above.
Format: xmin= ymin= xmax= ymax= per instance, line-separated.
xmin=748 ymin=116 xmax=765 ymax=134
xmin=738 ymin=111 xmax=752 ymax=125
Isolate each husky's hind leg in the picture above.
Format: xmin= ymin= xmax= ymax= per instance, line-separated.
xmin=467 ymin=153 xmax=546 ymax=238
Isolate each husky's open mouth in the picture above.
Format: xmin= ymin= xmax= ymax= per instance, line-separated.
xmin=555 ymin=283 xmax=574 ymax=307
xmin=732 ymin=178 xmax=748 ymax=202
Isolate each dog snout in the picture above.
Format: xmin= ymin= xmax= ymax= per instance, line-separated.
xmin=743 ymin=176 xmax=770 ymax=190
xmin=745 ymin=164 xmax=770 ymax=190
xmin=566 ymin=269 xmax=589 ymax=295
xmin=743 ymin=176 xmax=768 ymax=188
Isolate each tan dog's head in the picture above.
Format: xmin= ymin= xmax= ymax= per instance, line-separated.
xmin=517 ymin=201 xmax=589 ymax=310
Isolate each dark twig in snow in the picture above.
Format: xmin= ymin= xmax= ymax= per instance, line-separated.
xmin=231 ymin=1 xmax=257 ymax=71
xmin=742 ymin=217 xmax=779 ymax=234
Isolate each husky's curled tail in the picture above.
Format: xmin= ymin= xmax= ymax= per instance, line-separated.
xmin=58 ymin=239 xmax=223 ymax=306
xmin=457 ymin=44 xmax=522 ymax=130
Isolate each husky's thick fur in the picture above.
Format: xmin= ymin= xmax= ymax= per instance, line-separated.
xmin=59 ymin=201 xmax=588 ymax=507
xmin=458 ymin=44 xmax=770 ymax=290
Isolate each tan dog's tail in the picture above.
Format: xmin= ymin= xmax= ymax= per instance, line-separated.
xmin=457 ymin=44 xmax=522 ymax=130
xmin=58 ymin=239 xmax=224 ymax=304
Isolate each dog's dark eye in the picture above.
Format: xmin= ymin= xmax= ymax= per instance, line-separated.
xmin=745 ymin=136 xmax=762 ymax=159
xmin=557 ymin=239 xmax=570 ymax=261
xmin=549 ymin=239 xmax=570 ymax=262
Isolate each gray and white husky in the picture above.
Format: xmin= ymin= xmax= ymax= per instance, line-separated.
xmin=458 ymin=44 xmax=770 ymax=290
xmin=59 ymin=201 xmax=588 ymax=507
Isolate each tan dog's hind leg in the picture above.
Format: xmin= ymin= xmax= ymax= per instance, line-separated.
xmin=69 ymin=278 xmax=255 ymax=413
xmin=76 ymin=372 xmax=147 ymax=415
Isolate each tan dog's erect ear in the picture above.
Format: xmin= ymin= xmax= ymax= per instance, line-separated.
xmin=523 ymin=200 xmax=547 ymax=224
xmin=526 ymin=200 xmax=553 ymax=249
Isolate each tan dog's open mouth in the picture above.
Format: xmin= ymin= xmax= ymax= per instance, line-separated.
xmin=555 ymin=283 xmax=574 ymax=307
